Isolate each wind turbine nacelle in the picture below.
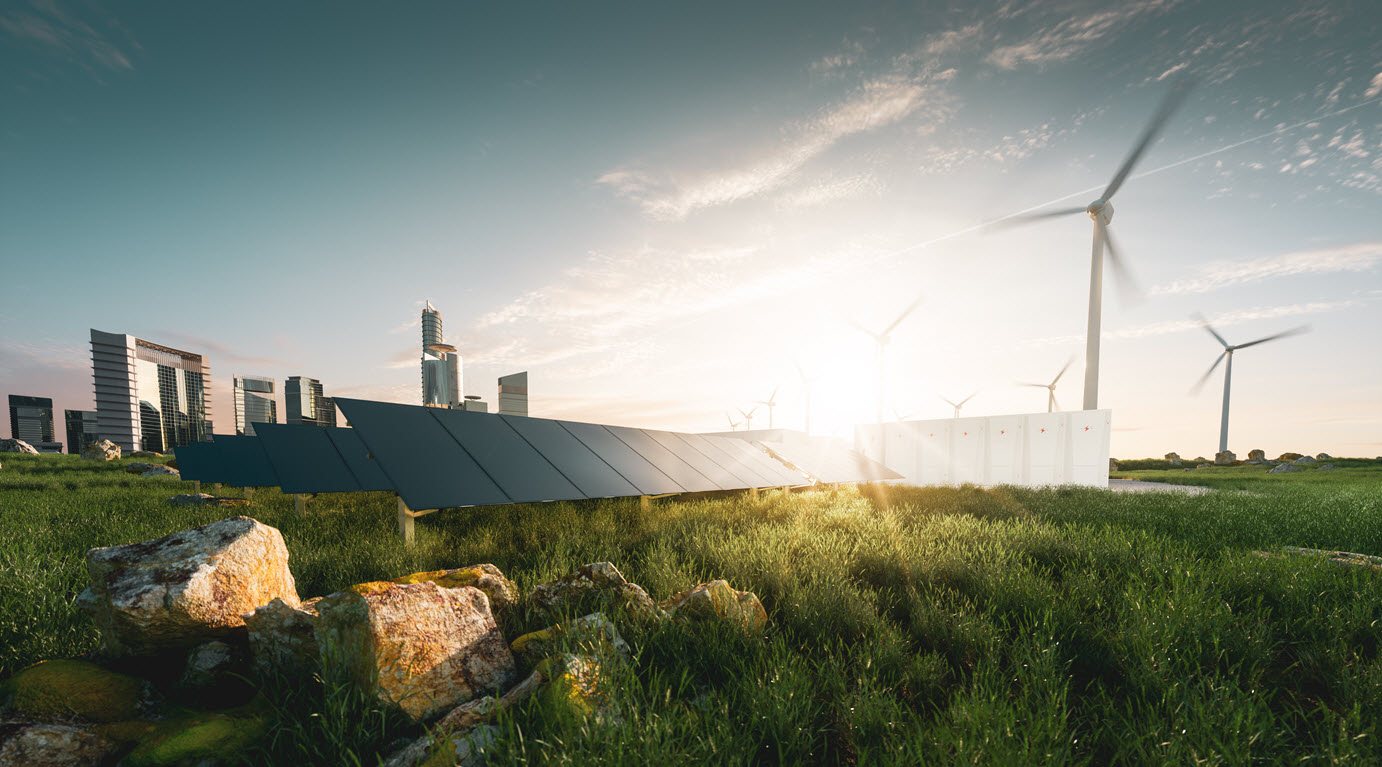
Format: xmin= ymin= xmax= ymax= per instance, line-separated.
xmin=1087 ymin=200 xmax=1113 ymax=225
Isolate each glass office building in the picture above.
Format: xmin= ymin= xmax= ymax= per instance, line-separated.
xmin=234 ymin=375 xmax=276 ymax=436
xmin=497 ymin=371 xmax=529 ymax=417
xmin=421 ymin=301 xmax=462 ymax=407
xmin=9 ymin=395 xmax=55 ymax=446
xmin=91 ymin=329 xmax=212 ymax=453
xmin=65 ymin=410 xmax=99 ymax=453
xmin=285 ymin=376 xmax=336 ymax=427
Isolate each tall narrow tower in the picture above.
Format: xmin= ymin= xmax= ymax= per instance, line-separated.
xmin=420 ymin=301 xmax=462 ymax=407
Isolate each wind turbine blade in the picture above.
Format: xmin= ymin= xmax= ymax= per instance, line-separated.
xmin=958 ymin=391 xmax=978 ymax=407
xmin=1018 ymin=382 xmax=1048 ymax=388
xmin=848 ymin=317 xmax=882 ymax=341
xmin=882 ymin=294 xmax=925 ymax=337
xmin=1101 ymin=227 xmax=1144 ymax=304
xmin=1233 ymin=325 xmax=1310 ymax=350
xmin=1051 ymin=356 xmax=1075 ymax=385
xmin=793 ymin=359 xmax=807 ymax=382
xmin=769 ymin=386 xmax=778 ymax=404
xmin=990 ymin=207 xmax=1088 ymax=228
xmin=1193 ymin=313 xmax=1231 ymax=348
xmin=939 ymin=395 xmax=958 ymax=408
xmin=1191 ymin=351 xmax=1227 ymax=394
xmin=1100 ymin=79 xmax=1193 ymax=202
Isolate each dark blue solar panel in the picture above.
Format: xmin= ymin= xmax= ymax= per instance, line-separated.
xmin=213 ymin=435 xmax=281 ymax=488
xmin=172 ymin=441 xmax=223 ymax=483
xmin=558 ymin=421 xmax=683 ymax=495
xmin=715 ymin=437 xmax=808 ymax=486
xmin=641 ymin=430 xmax=741 ymax=490
xmin=500 ymin=415 xmax=640 ymax=498
xmin=429 ymin=408 xmax=584 ymax=503
xmin=253 ymin=423 xmax=361 ymax=495
xmin=676 ymin=433 xmax=773 ymax=487
xmin=323 ymin=428 xmax=394 ymax=492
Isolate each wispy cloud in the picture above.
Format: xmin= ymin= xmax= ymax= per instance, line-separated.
xmin=774 ymin=172 xmax=882 ymax=209
xmin=1151 ymin=241 xmax=1382 ymax=296
xmin=152 ymin=331 xmax=292 ymax=370
xmin=985 ymin=1 xmax=1178 ymax=70
xmin=1366 ymin=72 xmax=1382 ymax=100
xmin=1020 ymin=300 xmax=1357 ymax=348
xmin=0 ymin=0 xmax=138 ymax=75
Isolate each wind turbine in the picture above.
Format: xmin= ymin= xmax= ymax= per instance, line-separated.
xmin=892 ymin=408 xmax=919 ymax=421
xmin=939 ymin=392 xmax=978 ymax=419
xmin=1004 ymin=79 xmax=1192 ymax=411
xmin=793 ymin=361 xmax=817 ymax=435
xmin=725 ymin=411 xmax=742 ymax=432
xmin=1191 ymin=314 xmax=1309 ymax=454
xmin=851 ymin=293 xmax=925 ymax=464
xmin=737 ymin=406 xmax=758 ymax=432
xmin=756 ymin=387 xmax=779 ymax=430
xmin=1019 ymin=358 xmax=1074 ymax=413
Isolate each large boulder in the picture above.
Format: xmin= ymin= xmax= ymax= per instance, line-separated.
xmin=141 ymin=465 xmax=180 ymax=478
xmin=0 ymin=438 xmax=39 ymax=455
xmin=1164 ymin=452 xmax=1181 ymax=461
xmin=123 ymin=462 xmax=154 ymax=474
xmin=1277 ymin=452 xmax=1303 ymax=461
xmin=2 ymin=659 xmax=150 ymax=722
xmin=316 ymin=581 xmax=515 ymax=721
xmin=1293 ymin=455 xmax=1318 ymax=466
xmin=76 ymin=517 xmax=300 ymax=657
xmin=529 ymin=562 xmax=658 ymax=617
xmin=0 ymin=722 xmax=118 ymax=766
xmin=81 ymin=439 xmax=120 ymax=461
xmin=244 ymin=596 xmax=322 ymax=678
xmin=380 ymin=564 xmax=519 ymax=612
xmin=1247 ymin=449 xmax=1266 ymax=461
xmin=120 ymin=706 xmax=267 ymax=767
xmin=1213 ymin=450 xmax=1236 ymax=466
xmin=510 ymin=613 xmax=629 ymax=663
xmin=1269 ymin=463 xmax=1300 ymax=474
xmin=1316 ymin=452 xmax=1333 ymax=460
xmin=660 ymin=580 xmax=768 ymax=635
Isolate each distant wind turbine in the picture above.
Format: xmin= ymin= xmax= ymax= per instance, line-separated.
xmin=793 ymin=360 xmax=817 ymax=435
xmin=725 ymin=411 xmax=742 ymax=432
xmin=892 ymin=408 xmax=919 ymax=422
xmin=1020 ymin=358 xmax=1075 ymax=413
xmin=756 ymin=387 xmax=779 ymax=430
xmin=939 ymin=391 xmax=978 ymax=419
xmin=737 ymin=406 xmax=758 ymax=432
xmin=1191 ymin=314 xmax=1309 ymax=453
xmin=851 ymin=293 xmax=925 ymax=464
xmin=1002 ymin=79 xmax=1192 ymax=411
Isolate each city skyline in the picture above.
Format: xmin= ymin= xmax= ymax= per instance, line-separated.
xmin=1 ymin=2 xmax=1379 ymax=457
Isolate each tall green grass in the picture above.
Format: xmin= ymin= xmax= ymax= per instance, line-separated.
xmin=3 ymin=452 xmax=1382 ymax=764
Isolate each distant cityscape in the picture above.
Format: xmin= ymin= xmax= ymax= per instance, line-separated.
xmin=3 ymin=301 xmax=529 ymax=452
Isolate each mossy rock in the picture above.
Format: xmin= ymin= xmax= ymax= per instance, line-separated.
xmin=122 ymin=707 xmax=266 ymax=767
xmin=510 ymin=613 xmax=628 ymax=663
xmin=3 ymin=659 xmax=146 ymax=722
xmin=350 ymin=564 xmax=517 ymax=610
xmin=533 ymin=654 xmax=604 ymax=721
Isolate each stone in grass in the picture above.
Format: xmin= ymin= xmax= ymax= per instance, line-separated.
xmin=1293 ymin=455 xmax=1318 ymax=465
xmin=1257 ymin=547 xmax=1382 ymax=573
xmin=177 ymin=640 xmax=255 ymax=706
xmin=0 ymin=438 xmax=39 ymax=455
xmin=1268 ymin=463 xmax=1300 ymax=473
xmin=374 ymin=564 xmax=519 ymax=611
xmin=1319 ymin=464 xmax=1337 ymax=470
xmin=166 ymin=494 xmax=242 ymax=507
xmin=76 ymin=516 xmax=300 ymax=657
xmin=81 ymin=439 xmax=120 ymax=461
xmin=1277 ymin=452 xmax=1303 ymax=461
xmin=128 ymin=450 xmax=163 ymax=458
xmin=141 ymin=465 xmax=180 ymax=478
xmin=417 ymin=724 xmax=500 ymax=767
xmin=660 ymin=580 xmax=769 ymax=635
xmin=533 ymin=654 xmax=622 ymax=724
xmin=316 ymin=580 xmax=515 ymax=721
xmin=123 ymin=462 xmax=154 ymax=474
xmin=120 ymin=705 xmax=268 ymax=767
xmin=528 ymin=562 xmax=659 ymax=618
xmin=0 ymin=722 xmax=118 ymax=767
xmin=1248 ymin=449 xmax=1266 ymax=461
xmin=1316 ymin=452 xmax=1333 ymax=460
xmin=1 ymin=659 xmax=151 ymax=723
xmin=1213 ymin=450 xmax=1236 ymax=465
xmin=1164 ymin=452 xmax=1181 ymax=461
xmin=510 ymin=613 xmax=629 ymax=663
xmin=1196 ymin=463 xmax=1213 ymax=469
xmin=244 ymin=596 xmax=322 ymax=678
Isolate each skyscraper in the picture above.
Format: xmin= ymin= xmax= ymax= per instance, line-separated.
xmin=233 ymin=375 xmax=276 ymax=436
xmin=9 ymin=395 xmax=56 ymax=447
xmin=497 ymin=372 xmax=529 ymax=417
xmin=285 ymin=376 xmax=336 ymax=427
xmin=91 ymin=329 xmax=212 ymax=453
xmin=65 ymin=409 xmax=100 ymax=453
xmin=420 ymin=300 xmax=462 ymax=407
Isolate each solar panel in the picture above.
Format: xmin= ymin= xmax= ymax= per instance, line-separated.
xmin=253 ymin=423 xmax=363 ymax=495
xmin=333 ymin=399 xmax=508 ymax=511
xmin=429 ymin=408 xmax=584 ymax=503
xmin=642 ymin=430 xmax=743 ymax=490
xmin=172 ymin=441 xmax=223 ymax=483
xmin=558 ymin=421 xmax=684 ymax=495
xmin=759 ymin=440 xmax=901 ymax=484
xmin=608 ymin=427 xmax=722 ymax=493
xmin=713 ymin=436 xmax=807 ymax=486
xmin=323 ymin=428 xmax=394 ymax=492
xmin=499 ymin=415 xmax=640 ymax=498
xmin=213 ymin=435 xmax=281 ymax=488
xmin=677 ymin=433 xmax=777 ymax=487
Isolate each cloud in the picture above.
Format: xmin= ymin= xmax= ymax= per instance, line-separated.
xmin=985 ymin=2 xmax=1177 ymax=70
xmin=1150 ymin=241 xmax=1382 ymax=295
xmin=0 ymin=1 xmax=138 ymax=75
xmin=1366 ymin=72 xmax=1382 ymax=100
xmin=1020 ymin=300 xmax=1357 ymax=348
xmin=774 ymin=173 xmax=882 ymax=209
xmin=151 ymin=331 xmax=293 ymax=370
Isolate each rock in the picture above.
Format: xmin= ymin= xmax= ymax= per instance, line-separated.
xmin=244 ymin=596 xmax=322 ymax=678
xmin=177 ymin=640 xmax=252 ymax=704
xmin=166 ymin=457 xmax=178 ymax=470
xmin=533 ymin=654 xmax=620 ymax=723
xmin=1164 ymin=452 xmax=1181 ymax=461
xmin=1268 ymin=463 xmax=1299 ymax=474
xmin=1196 ymin=463 xmax=1212 ymax=469
xmin=1213 ymin=450 xmax=1236 ymax=466
xmin=376 ymin=564 xmax=519 ymax=611
xmin=1277 ymin=452 xmax=1303 ymax=461
xmin=81 ymin=439 xmax=120 ymax=461
xmin=1316 ymin=452 xmax=1332 ymax=460
xmin=316 ymin=581 xmax=515 ymax=721
xmin=383 ymin=671 xmax=543 ymax=767
xmin=1320 ymin=464 xmax=1337 ymax=470
xmin=121 ymin=706 xmax=267 ymax=767
xmin=2 ymin=659 xmax=149 ymax=722
xmin=1257 ymin=546 xmax=1382 ymax=572
xmin=0 ymin=438 xmax=40 ymax=455
xmin=529 ymin=562 xmax=659 ymax=617
xmin=141 ymin=465 xmax=180 ymax=478
xmin=510 ymin=613 xmax=629 ymax=663
xmin=0 ymin=722 xmax=118 ymax=767
xmin=1248 ymin=449 xmax=1265 ymax=461
xmin=1108 ymin=459 xmax=1119 ymax=472
xmin=76 ymin=516 xmax=300 ymax=657
xmin=1168 ymin=459 xmax=1182 ymax=466
xmin=166 ymin=494 xmax=242 ymax=507
xmin=660 ymin=580 xmax=768 ymax=635
xmin=1293 ymin=455 xmax=1318 ymax=465
xmin=123 ymin=462 xmax=154 ymax=474
xmin=417 ymin=724 xmax=499 ymax=767
xmin=128 ymin=451 xmax=163 ymax=458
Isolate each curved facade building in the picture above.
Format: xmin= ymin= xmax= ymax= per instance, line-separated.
xmin=90 ymin=329 xmax=211 ymax=453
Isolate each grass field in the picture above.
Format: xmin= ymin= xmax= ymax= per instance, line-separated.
xmin=3 ymin=452 xmax=1381 ymax=765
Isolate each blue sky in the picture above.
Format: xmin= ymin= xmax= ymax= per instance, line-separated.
xmin=1 ymin=0 xmax=1379 ymax=458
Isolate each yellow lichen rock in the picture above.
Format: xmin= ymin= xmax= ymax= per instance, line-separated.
xmin=354 ymin=564 xmax=518 ymax=611
xmin=534 ymin=654 xmax=605 ymax=720
xmin=660 ymin=580 xmax=768 ymax=635
xmin=509 ymin=613 xmax=628 ymax=663
xmin=4 ymin=659 xmax=146 ymax=723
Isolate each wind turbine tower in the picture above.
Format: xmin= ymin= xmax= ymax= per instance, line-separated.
xmin=1193 ymin=315 xmax=1309 ymax=453
xmin=756 ymin=387 xmax=779 ymax=430
xmin=940 ymin=392 xmax=978 ymax=419
xmin=1020 ymin=358 xmax=1074 ymax=413
xmin=852 ymin=294 xmax=924 ymax=464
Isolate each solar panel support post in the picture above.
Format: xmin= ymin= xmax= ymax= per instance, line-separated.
xmin=192 ymin=480 xmax=200 ymax=494
xmin=639 ymin=493 xmax=678 ymax=511
xmin=750 ymin=487 xmax=759 ymax=500
xmin=245 ymin=487 xmax=253 ymax=501
xmin=397 ymin=496 xmax=415 ymax=544
xmin=213 ymin=483 xmax=221 ymax=495
xmin=295 ymin=494 xmax=306 ymax=516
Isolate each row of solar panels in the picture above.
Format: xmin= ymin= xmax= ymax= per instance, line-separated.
xmin=174 ymin=398 xmax=900 ymax=511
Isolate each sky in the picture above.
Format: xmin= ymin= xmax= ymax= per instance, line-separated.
xmin=1 ymin=0 xmax=1379 ymax=459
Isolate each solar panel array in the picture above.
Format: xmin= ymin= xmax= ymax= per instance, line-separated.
xmin=757 ymin=440 xmax=902 ymax=485
xmin=334 ymin=398 xmax=809 ymax=511
xmin=253 ymin=424 xmax=394 ymax=494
